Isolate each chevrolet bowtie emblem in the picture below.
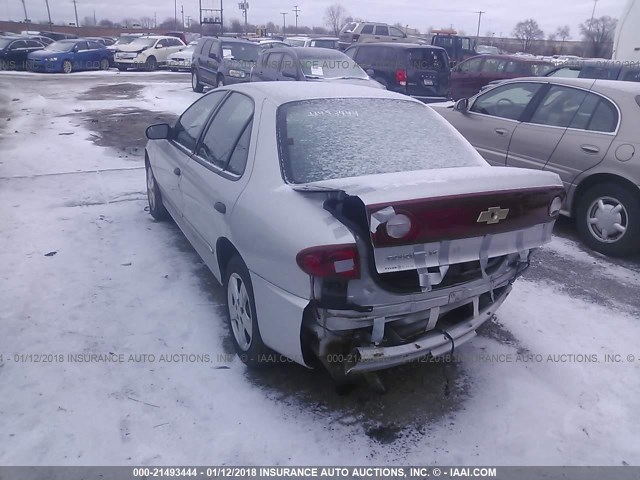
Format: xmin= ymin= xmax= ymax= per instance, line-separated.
xmin=477 ymin=206 xmax=510 ymax=224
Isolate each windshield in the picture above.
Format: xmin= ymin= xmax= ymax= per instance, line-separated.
xmin=285 ymin=39 xmax=306 ymax=47
xmin=297 ymin=54 xmax=368 ymax=79
xmin=222 ymin=42 xmax=259 ymax=64
xmin=128 ymin=38 xmax=157 ymax=48
xmin=477 ymin=45 xmax=499 ymax=54
xmin=311 ymin=39 xmax=336 ymax=49
xmin=45 ymin=41 xmax=76 ymax=52
xmin=278 ymin=98 xmax=483 ymax=184
xmin=115 ymin=36 xmax=137 ymax=45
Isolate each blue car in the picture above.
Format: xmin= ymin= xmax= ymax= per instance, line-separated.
xmin=27 ymin=39 xmax=112 ymax=73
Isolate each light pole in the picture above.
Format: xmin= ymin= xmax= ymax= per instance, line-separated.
xmin=72 ymin=0 xmax=79 ymax=27
xmin=21 ymin=0 xmax=29 ymax=23
xmin=174 ymin=0 xmax=177 ymax=29
xmin=181 ymin=4 xmax=184 ymax=31
xmin=44 ymin=0 xmax=52 ymax=27
xmin=280 ymin=12 xmax=287 ymax=34
xmin=586 ymin=0 xmax=598 ymax=56
xmin=474 ymin=10 xmax=485 ymax=39
xmin=293 ymin=5 xmax=300 ymax=33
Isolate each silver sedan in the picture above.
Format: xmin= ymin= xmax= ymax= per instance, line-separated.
xmin=145 ymin=82 xmax=564 ymax=378
xmin=438 ymin=77 xmax=640 ymax=257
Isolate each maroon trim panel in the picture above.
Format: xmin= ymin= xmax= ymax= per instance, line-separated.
xmin=369 ymin=186 xmax=566 ymax=247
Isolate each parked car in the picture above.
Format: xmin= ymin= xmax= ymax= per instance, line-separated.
xmin=438 ymin=77 xmax=640 ymax=256
xmin=86 ymin=36 xmax=115 ymax=46
xmin=338 ymin=21 xmax=425 ymax=51
xmin=27 ymin=39 xmax=111 ymax=73
xmin=284 ymin=36 xmax=311 ymax=47
xmin=450 ymin=54 xmax=554 ymax=100
xmin=114 ymin=35 xmax=185 ymax=71
xmin=477 ymin=45 xmax=499 ymax=55
xmin=167 ymin=41 xmax=198 ymax=72
xmin=191 ymin=37 xmax=260 ymax=92
xmin=144 ymin=82 xmax=564 ymax=377
xmin=38 ymin=31 xmax=78 ymax=41
xmin=0 ymin=36 xmax=44 ymax=70
xmin=546 ymin=59 xmax=640 ymax=82
xmin=25 ymin=35 xmax=54 ymax=46
xmin=344 ymin=42 xmax=450 ymax=102
xmin=283 ymin=36 xmax=339 ymax=49
xmin=251 ymin=47 xmax=383 ymax=89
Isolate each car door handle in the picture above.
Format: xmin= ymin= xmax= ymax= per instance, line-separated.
xmin=173 ymin=167 xmax=181 ymax=176
xmin=214 ymin=202 xmax=226 ymax=214
xmin=495 ymin=128 xmax=508 ymax=136
xmin=581 ymin=145 xmax=600 ymax=154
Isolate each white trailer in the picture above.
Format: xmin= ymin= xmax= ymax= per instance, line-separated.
xmin=613 ymin=0 xmax=640 ymax=60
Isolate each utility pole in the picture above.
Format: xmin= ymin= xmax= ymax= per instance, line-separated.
xmin=21 ymin=0 xmax=29 ymax=23
xmin=293 ymin=5 xmax=300 ymax=33
xmin=174 ymin=0 xmax=177 ymax=29
xmin=280 ymin=12 xmax=287 ymax=34
xmin=44 ymin=0 xmax=52 ymax=27
xmin=181 ymin=4 xmax=184 ymax=31
xmin=586 ymin=0 xmax=598 ymax=56
xmin=154 ymin=11 xmax=157 ymax=28
xmin=72 ymin=0 xmax=79 ymax=27
xmin=474 ymin=11 xmax=485 ymax=39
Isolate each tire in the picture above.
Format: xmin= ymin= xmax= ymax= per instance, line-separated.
xmin=191 ymin=70 xmax=204 ymax=93
xmin=62 ymin=60 xmax=73 ymax=74
xmin=224 ymin=256 xmax=276 ymax=368
xmin=216 ymin=75 xmax=225 ymax=88
xmin=145 ymin=161 xmax=169 ymax=221
xmin=99 ymin=58 xmax=110 ymax=70
xmin=576 ymin=182 xmax=640 ymax=257
xmin=145 ymin=56 xmax=157 ymax=72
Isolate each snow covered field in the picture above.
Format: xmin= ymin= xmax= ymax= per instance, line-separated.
xmin=0 ymin=71 xmax=639 ymax=466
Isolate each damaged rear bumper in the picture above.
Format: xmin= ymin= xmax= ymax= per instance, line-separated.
xmin=346 ymin=286 xmax=509 ymax=373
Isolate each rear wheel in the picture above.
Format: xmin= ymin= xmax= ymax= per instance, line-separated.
xmin=224 ymin=256 xmax=275 ymax=368
xmin=191 ymin=70 xmax=204 ymax=92
xmin=145 ymin=56 xmax=157 ymax=72
xmin=62 ymin=60 xmax=73 ymax=74
xmin=145 ymin=161 xmax=169 ymax=221
xmin=576 ymin=182 xmax=640 ymax=257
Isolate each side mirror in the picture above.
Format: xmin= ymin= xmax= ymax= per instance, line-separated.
xmin=146 ymin=123 xmax=171 ymax=140
xmin=454 ymin=98 xmax=469 ymax=113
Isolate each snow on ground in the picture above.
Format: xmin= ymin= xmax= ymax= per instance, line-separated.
xmin=0 ymin=72 xmax=639 ymax=466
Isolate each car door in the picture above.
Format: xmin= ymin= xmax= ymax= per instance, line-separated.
xmin=71 ymin=41 xmax=91 ymax=70
xmin=180 ymin=92 xmax=255 ymax=270
xmin=260 ymin=52 xmax=283 ymax=81
xmin=543 ymin=91 xmax=618 ymax=189
xmin=388 ymin=26 xmax=407 ymax=43
xmin=444 ymin=82 xmax=543 ymax=165
xmin=373 ymin=25 xmax=390 ymax=43
xmin=279 ymin=53 xmax=299 ymax=81
xmin=507 ymin=83 xmax=584 ymax=171
xmin=451 ymin=56 xmax=484 ymax=99
xmin=153 ymin=91 xmax=228 ymax=215
xmin=202 ymin=39 xmax=221 ymax=83
xmin=86 ymin=41 xmax=104 ymax=68
xmin=6 ymin=40 xmax=27 ymax=69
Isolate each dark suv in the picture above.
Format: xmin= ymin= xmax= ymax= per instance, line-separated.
xmin=344 ymin=43 xmax=451 ymax=102
xmin=191 ymin=37 xmax=260 ymax=93
xmin=546 ymin=59 xmax=640 ymax=82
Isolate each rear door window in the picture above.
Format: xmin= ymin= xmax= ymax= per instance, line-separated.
xmin=458 ymin=57 xmax=483 ymax=73
xmin=389 ymin=27 xmax=405 ymax=37
xmin=374 ymin=26 xmax=389 ymax=36
xmin=568 ymin=92 xmax=618 ymax=132
xmin=622 ymin=69 xmax=640 ymax=82
xmin=481 ymin=57 xmax=507 ymax=73
xmin=529 ymin=85 xmax=588 ymax=128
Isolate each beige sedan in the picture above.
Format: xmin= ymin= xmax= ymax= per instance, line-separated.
xmin=438 ymin=77 xmax=640 ymax=257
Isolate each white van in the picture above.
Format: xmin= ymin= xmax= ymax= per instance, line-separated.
xmin=613 ymin=0 xmax=640 ymax=61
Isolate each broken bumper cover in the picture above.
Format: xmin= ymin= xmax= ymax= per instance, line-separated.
xmin=346 ymin=286 xmax=510 ymax=373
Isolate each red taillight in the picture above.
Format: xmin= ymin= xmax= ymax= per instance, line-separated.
xmin=296 ymin=244 xmax=360 ymax=280
xmin=396 ymin=69 xmax=407 ymax=86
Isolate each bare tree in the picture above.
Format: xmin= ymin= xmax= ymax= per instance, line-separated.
xmin=98 ymin=19 xmax=114 ymax=28
xmin=580 ymin=16 xmax=617 ymax=57
xmin=324 ymin=4 xmax=347 ymax=36
xmin=513 ymin=19 xmax=544 ymax=52
xmin=139 ymin=16 xmax=154 ymax=29
xmin=556 ymin=25 xmax=570 ymax=41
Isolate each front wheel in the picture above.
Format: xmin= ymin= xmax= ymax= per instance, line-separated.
xmin=576 ymin=182 xmax=640 ymax=257
xmin=145 ymin=161 xmax=169 ymax=221
xmin=192 ymin=70 xmax=204 ymax=93
xmin=62 ymin=60 xmax=73 ymax=74
xmin=145 ymin=56 xmax=157 ymax=72
xmin=224 ymin=256 xmax=275 ymax=368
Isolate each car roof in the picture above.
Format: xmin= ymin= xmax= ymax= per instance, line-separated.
xmin=310 ymin=37 xmax=339 ymax=40
xmin=497 ymin=76 xmax=640 ymax=95
xmin=223 ymin=81 xmax=415 ymax=105
xmin=258 ymin=46 xmax=346 ymax=58
xmin=467 ymin=54 xmax=553 ymax=63
xmin=351 ymin=42 xmax=445 ymax=52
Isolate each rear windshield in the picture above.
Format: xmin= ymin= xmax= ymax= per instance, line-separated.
xmin=408 ymin=48 xmax=448 ymax=71
xmin=222 ymin=42 xmax=259 ymax=63
xmin=296 ymin=53 xmax=368 ymax=79
xmin=278 ymin=98 xmax=483 ymax=184
xmin=342 ymin=23 xmax=357 ymax=33
xmin=311 ymin=39 xmax=336 ymax=49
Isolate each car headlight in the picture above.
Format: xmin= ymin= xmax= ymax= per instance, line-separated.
xmin=229 ymin=69 xmax=246 ymax=78
xmin=46 ymin=57 xmax=58 ymax=61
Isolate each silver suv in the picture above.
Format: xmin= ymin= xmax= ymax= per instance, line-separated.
xmin=338 ymin=22 xmax=425 ymax=51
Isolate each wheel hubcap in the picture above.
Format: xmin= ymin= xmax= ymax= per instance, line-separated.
xmin=587 ymin=196 xmax=628 ymax=243
xmin=146 ymin=167 xmax=156 ymax=211
xmin=64 ymin=62 xmax=71 ymax=73
xmin=227 ymin=273 xmax=253 ymax=351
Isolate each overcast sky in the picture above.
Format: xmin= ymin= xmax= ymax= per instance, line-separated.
xmin=1 ymin=0 xmax=627 ymax=38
